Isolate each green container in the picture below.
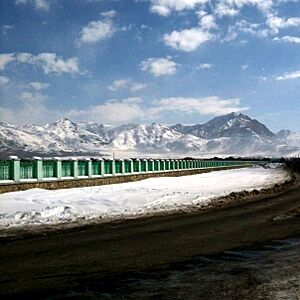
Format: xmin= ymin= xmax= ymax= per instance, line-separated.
xmin=104 ymin=160 xmax=113 ymax=175
xmin=124 ymin=161 xmax=131 ymax=173
xmin=62 ymin=161 xmax=73 ymax=177
xmin=0 ymin=161 xmax=11 ymax=180
xmin=141 ymin=161 xmax=147 ymax=172
xmin=92 ymin=161 xmax=101 ymax=175
xmin=42 ymin=160 xmax=56 ymax=178
xmin=20 ymin=160 xmax=36 ymax=179
xmin=115 ymin=160 xmax=123 ymax=174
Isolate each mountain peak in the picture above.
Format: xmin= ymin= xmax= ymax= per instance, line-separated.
xmin=172 ymin=112 xmax=274 ymax=139
xmin=49 ymin=118 xmax=76 ymax=127
xmin=55 ymin=118 xmax=74 ymax=124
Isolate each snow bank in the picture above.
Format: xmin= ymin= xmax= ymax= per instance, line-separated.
xmin=0 ymin=167 xmax=290 ymax=229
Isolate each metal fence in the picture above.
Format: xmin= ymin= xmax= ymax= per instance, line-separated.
xmin=0 ymin=161 xmax=11 ymax=180
xmin=0 ymin=157 xmax=259 ymax=184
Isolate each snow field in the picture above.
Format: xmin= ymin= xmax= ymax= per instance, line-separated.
xmin=0 ymin=166 xmax=290 ymax=229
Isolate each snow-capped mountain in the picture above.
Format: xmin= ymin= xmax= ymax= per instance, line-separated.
xmin=171 ymin=112 xmax=274 ymax=139
xmin=106 ymin=123 xmax=207 ymax=152
xmin=0 ymin=113 xmax=299 ymax=158
xmin=0 ymin=118 xmax=108 ymax=155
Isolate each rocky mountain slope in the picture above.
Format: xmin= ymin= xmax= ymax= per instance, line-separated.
xmin=0 ymin=113 xmax=299 ymax=158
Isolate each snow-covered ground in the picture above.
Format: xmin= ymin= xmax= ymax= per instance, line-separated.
xmin=0 ymin=166 xmax=290 ymax=229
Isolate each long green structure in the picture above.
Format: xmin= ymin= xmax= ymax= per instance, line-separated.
xmin=0 ymin=156 xmax=259 ymax=184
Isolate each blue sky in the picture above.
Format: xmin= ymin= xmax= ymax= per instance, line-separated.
xmin=0 ymin=0 xmax=300 ymax=131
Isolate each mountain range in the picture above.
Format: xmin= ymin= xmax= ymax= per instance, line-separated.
xmin=0 ymin=112 xmax=299 ymax=159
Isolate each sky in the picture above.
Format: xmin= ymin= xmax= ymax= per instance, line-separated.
xmin=0 ymin=0 xmax=300 ymax=132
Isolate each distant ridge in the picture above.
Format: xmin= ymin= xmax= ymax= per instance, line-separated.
xmin=0 ymin=113 xmax=299 ymax=158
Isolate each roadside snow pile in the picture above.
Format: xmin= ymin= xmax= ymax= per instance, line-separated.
xmin=0 ymin=166 xmax=290 ymax=228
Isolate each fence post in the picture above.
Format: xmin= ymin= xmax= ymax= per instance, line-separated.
xmin=120 ymin=159 xmax=125 ymax=175
xmin=72 ymin=158 xmax=78 ymax=179
xmin=33 ymin=156 xmax=43 ymax=181
xmin=130 ymin=159 xmax=134 ymax=174
xmin=99 ymin=158 xmax=104 ymax=176
xmin=111 ymin=159 xmax=115 ymax=176
xmin=9 ymin=156 xmax=20 ymax=182
xmin=54 ymin=157 xmax=62 ymax=179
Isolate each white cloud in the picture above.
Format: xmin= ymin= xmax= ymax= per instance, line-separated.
xmin=108 ymin=79 xmax=131 ymax=91
xmin=258 ymin=76 xmax=267 ymax=81
xmin=215 ymin=2 xmax=239 ymax=17
xmin=0 ymin=53 xmax=15 ymax=70
xmin=196 ymin=63 xmax=213 ymax=70
xmin=215 ymin=0 xmax=273 ymax=17
xmin=149 ymin=0 xmax=209 ymax=16
xmin=154 ymin=96 xmax=249 ymax=116
xmin=163 ymin=27 xmax=213 ymax=52
xmin=29 ymin=53 xmax=81 ymax=75
xmin=0 ymin=91 xmax=56 ymax=125
xmin=66 ymin=98 xmax=144 ymax=124
xmin=101 ymin=10 xmax=117 ymax=18
xmin=108 ymin=79 xmax=147 ymax=92
xmin=20 ymin=91 xmax=47 ymax=103
xmin=130 ymin=82 xmax=147 ymax=92
xmin=267 ymin=15 xmax=300 ymax=33
xmin=0 ymin=75 xmax=9 ymax=86
xmin=78 ymin=19 xmax=115 ymax=45
xmin=145 ymin=0 xmax=299 ymax=46
xmin=276 ymin=70 xmax=300 ymax=80
xmin=273 ymin=35 xmax=300 ymax=44
xmin=224 ymin=20 xmax=271 ymax=41
xmin=30 ymin=81 xmax=50 ymax=90
xmin=0 ymin=52 xmax=81 ymax=75
xmin=214 ymin=1 xmax=300 ymax=41
xmin=68 ymin=96 xmax=248 ymax=124
xmin=15 ymin=0 xmax=50 ymax=11
xmin=0 ymin=94 xmax=249 ymax=125
xmin=199 ymin=14 xmax=217 ymax=30
xmin=140 ymin=57 xmax=179 ymax=77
